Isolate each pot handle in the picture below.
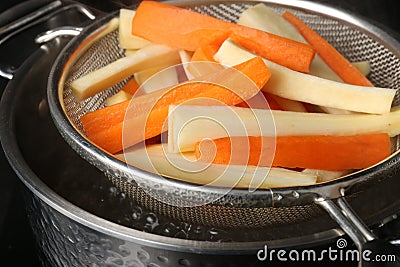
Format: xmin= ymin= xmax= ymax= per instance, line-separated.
xmin=0 ymin=3 xmax=96 ymax=80
xmin=34 ymin=26 xmax=83 ymax=43
xmin=315 ymin=196 xmax=400 ymax=266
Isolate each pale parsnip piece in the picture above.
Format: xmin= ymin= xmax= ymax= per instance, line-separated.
xmin=301 ymin=169 xmax=351 ymax=183
xmin=179 ymin=50 xmax=195 ymax=80
xmin=178 ymin=50 xmax=223 ymax=81
xmin=71 ymin=44 xmax=180 ymax=101
xmin=135 ymin=66 xmax=179 ymax=93
xmin=352 ymin=61 xmax=371 ymax=77
xmin=168 ymin=105 xmax=400 ymax=153
xmin=214 ymin=39 xmax=396 ymax=114
xmin=124 ymin=49 xmax=137 ymax=56
xmin=119 ymin=9 xmax=152 ymax=50
xmin=117 ymin=144 xmax=317 ymax=188
xmin=264 ymin=60 xmax=395 ymax=114
xmin=105 ymin=90 xmax=132 ymax=106
xmin=271 ymin=95 xmax=307 ymax=112
xmin=168 ymin=104 xmax=275 ymax=153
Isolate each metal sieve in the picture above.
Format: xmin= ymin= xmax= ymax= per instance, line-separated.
xmin=47 ymin=0 xmax=400 ymax=253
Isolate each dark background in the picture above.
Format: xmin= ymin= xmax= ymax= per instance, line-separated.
xmin=0 ymin=0 xmax=399 ymax=266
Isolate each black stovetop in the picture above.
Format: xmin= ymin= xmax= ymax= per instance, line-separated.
xmin=1 ymin=0 xmax=400 ymax=266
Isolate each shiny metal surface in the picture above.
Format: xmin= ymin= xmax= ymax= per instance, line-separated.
xmin=1 ymin=0 xmax=400 ymax=266
xmin=0 ymin=0 xmax=62 ymax=35
xmin=35 ymin=26 xmax=83 ymax=43
xmin=49 ymin=0 xmax=400 ymax=227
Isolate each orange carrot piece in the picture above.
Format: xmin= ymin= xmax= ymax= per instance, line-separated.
xmin=82 ymin=57 xmax=270 ymax=153
xmin=191 ymin=44 xmax=219 ymax=62
xmin=282 ymin=11 xmax=373 ymax=86
xmin=121 ymin=77 xmax=140 ymax=95
xmin=195 ymin=134 xmax=391 ymax=171
xmin=80 ymin=100 xmax=130 ymax=136
xmin=131 ymin=1 xmax=315 ymax=72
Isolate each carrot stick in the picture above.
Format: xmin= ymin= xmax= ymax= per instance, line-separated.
xmin=195 ymin=134 xmax=391 ymax=171
xmin=282 ymin=11 xmax=373 ymax=86
xmin=191 ymin=44 xmax=219 ymax=62
xmin=131 ymin=1 xmax=315 ymax=72
xmin=121 ymin=77 xmax=140 ymax=95
xmin=80 ymin=99 xmax=130 ymax=136
xmin=82 ymin=57 xmax=270 ymax=153
xmin=81 ymin=56 xmax=269 ymax=137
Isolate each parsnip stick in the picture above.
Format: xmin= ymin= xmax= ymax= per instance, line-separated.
xmin=119 ymin=9 xmax=152 ymax=50
xmin=168 ymin=105 xmax=400 ymax=152
xmin=117 ymin=144 xmax=317 ymax=188
xmin=71 ymin=44 xmax=180 ymax=101
xmin=302 ymin=169 xmax=351 ymax=183
xmin=105 ymin=90 xmax=132 ymax=106
xmin=214 ymin=39 xmax=396 ymax=114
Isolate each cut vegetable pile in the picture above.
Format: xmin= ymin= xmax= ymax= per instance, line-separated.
xmin=70 ymin=1 xmax=399 ymax=188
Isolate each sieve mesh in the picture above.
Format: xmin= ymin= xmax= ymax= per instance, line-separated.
xmin=57 ymin=1 xmax=400 ymax=228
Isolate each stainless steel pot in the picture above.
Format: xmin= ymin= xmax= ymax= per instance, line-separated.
xmin=1 ymin=1 xmax=400 ymax=266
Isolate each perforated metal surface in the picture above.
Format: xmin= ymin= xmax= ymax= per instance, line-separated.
xmin=54 ymin=1 xmax=400 ymax=228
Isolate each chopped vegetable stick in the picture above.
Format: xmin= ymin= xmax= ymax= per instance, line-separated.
xmin=105 ymin=90 xmax=132 ymax=106
xmin=237 ymin=3 xmax=341 ymax=81
xmin=228 ymin=29 xmax=314 ymax=73
xmin=236 ymin=92 xmax=282 ymax=110
xmin=301 ymin=169 xmax=351 ymax=183
xmin=179 ymin=49 xmax=195 ymax=80
xmin=282 ymin=11 xmax=373 ymax=86
xmin=119 ymin=9 xmax=152 ymax=50
xmin=214 ymin=39 xmax=395 ymax=114
xmin=71 ymin=44 xmax=180 ymax=101
xmin=120 ymin=77 xmax=140 ymax=95
xmin=195 ymin=134 xmax=391 ymax=171
xmin=135 ymin=66 xmax=179 ymax=94
xmin=263 ymin=59 xmax=393 ymax=114
xmin=124 ymin=49 xmax=137 ymax=56
xmin=190 ymin=44 xmax=219 ymax=62
xmin=80 ymin=99 xmax=130 ymax=136
xmin=131 ymin=1 xmax=315 ymax=72
xmin=319 ymin=106 xmax=354 ymax=115
xmin=117 ymin=144 xmax=317 ymax=188
xmin=352 ymin=61 xmax=371 ymax=77
xmin=83 ymin=57 xmax=270 ymax=153
xmin=131 ymin=1 xmax=232 ymax=50
xmin=187 ymin=62 xmax=225 ymax=79
xmin=168 ymin=105 xmax=400 ymax=153
xmin=270 ymin=95 xmax=307 ymax=112
xmin=134 ymin=65 xmax=173 ymax=85
xmin=262 ymin=92 xmax=282 ymax=110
